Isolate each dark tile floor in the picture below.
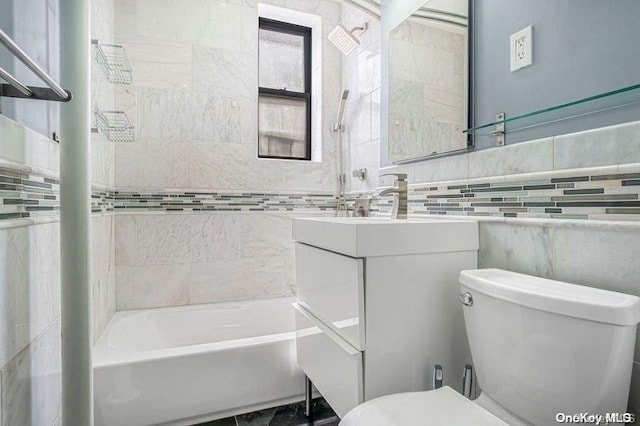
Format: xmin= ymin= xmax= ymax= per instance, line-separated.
xmin=194 ymin=397 xmax=340 ymax=426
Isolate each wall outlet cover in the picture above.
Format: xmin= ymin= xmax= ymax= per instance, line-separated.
xmin=510 ymin=25 xmax=533 ymax=72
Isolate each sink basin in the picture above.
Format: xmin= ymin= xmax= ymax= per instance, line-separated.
xmin=292 ymin=217 xmax=478 ymax=257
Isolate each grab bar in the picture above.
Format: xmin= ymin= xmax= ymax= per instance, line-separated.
xmin=0 ymin=28 xmax=71 ymax=102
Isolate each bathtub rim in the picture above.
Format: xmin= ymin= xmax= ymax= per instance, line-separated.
xmin=93 ymin=296 xmax=297 ymax=368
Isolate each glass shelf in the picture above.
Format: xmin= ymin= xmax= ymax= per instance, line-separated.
xmin=464 ymin=83 xmax=640 ymax=135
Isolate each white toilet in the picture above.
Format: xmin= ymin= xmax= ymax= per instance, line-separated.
xmin=341 ymin=268 xmax=640 ymax=425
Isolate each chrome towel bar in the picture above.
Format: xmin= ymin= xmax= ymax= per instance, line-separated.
xmin=0 ymin=27 xmax=72 ymax=102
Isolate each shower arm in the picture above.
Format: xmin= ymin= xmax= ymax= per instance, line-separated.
xmin=350 ymin=22 xmax=368 ymax=35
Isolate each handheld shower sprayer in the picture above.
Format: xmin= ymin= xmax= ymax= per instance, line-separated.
xmin=332 ymin=89 xmax=350 ymax=132
xmin=334 ymin=89 xmax=350 ymax=216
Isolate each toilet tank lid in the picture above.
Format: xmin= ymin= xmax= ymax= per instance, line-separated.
xmin=459 ymin=269 xmax=640 ymax=326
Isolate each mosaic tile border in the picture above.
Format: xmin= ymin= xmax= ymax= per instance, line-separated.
xmin=359 ymin=170 xmax=640 ymax=221
xmin=92 ymin=191 xmax=338 ymax=213
xmin=0 ymin=167 xmax=60 ymax=220
xmin=4 ymin=165 xmax=640 ymax=223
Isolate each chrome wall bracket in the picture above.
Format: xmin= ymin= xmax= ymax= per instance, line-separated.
xmin=491 ymin=112 xmax=505 ymax=146
xmin=0 ymin=83 xmax=72 ymax=102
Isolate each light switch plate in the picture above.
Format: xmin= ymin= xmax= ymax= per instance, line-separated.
xmin=510 ymin=25 xmax=533 ymax=72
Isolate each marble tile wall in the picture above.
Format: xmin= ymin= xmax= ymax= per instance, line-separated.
xmin=90 ymin=0 xmax=117 ymax=344
xmin=108 ymin=0 xmax=345 ymax=310
xmin=378 ymin=119 xmax=640 ymax=188
xmin=0 ymin=117 xmax=62 ymax=424
xmin=112 ymin=0 xmax=341 ymax=193
xmin=114 ymin=211 xmax=331 ymax=310
xmin=342 ymin=3 xmax=382 ymax=194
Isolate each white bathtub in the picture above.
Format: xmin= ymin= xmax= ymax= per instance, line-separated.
xmin=93 ymin=297 xmax=304 ymax=426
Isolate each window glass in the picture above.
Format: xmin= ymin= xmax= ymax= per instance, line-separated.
xmin=258 ymin=96 xmax=307 ymax=158
xmin=259 ymin=29 xmax=305 ymax=92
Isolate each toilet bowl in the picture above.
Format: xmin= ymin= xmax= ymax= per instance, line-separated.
xmin=341 ymin=269 xmax=640 ymax=426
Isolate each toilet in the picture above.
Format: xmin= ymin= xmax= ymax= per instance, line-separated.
xmin=341 ymin=268 xmax=640 ymax=425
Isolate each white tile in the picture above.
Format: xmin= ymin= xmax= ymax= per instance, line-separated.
xmin=116 ymin=264 xmax=190 ymax=310
xmin=189 ymin=214 xmax=241 ymax=262
xmin=136 ymin=215 xmax=190 ymax=264
xmin=413 ymin=152 xmax=469 ymax=184
xmin=478 ymin=223 xmax=555 ymax=279
xmin=0 ymin=223 xmax=60 ymax=368
xmin=113 ymin=85 xmax=137 ymax=131
xmin=91 ymin=0 xmax=115 ymax=40
xmin=553 ymin=226 xmax=640 ymax=296
xmin=554 ymin=120 xmax=640 ymax=170
xmin=192 ymin=46 xmax=256 ymax=98
xmin=191 ymin=143 xmax=284 ymax=190
xmin=115 ymin=138 xmax=190 ymax=189
xmin=130 ymin=61 xmax=193 ymax=91
xmin=371 ymin=89 xmax=381 ymax=141
xmin=468 ymin=137 xmax=554 ymax=178
xmin=191 ymin=254 xmax=294 ymax=304
xmin=137 ymin=0 xmax=246 ymax=50
xmin=0 ymin=115 xmax=58 ymax=173
xmin=134 ymin=88 xmax=256 ymax=144
xmin=1 ymin=321 xmax=61 ymax=426
xmin=91 ymin=215 xmax=116 ymax=342
xmin=91 ymin=136 xmax=115 ymax=188
xmin=114 ymin=0 xmax=137 ymax=37
xmin=191 ymin=259 xmax=256 ymax=303
xmin=345 ymin=93 xmax=372 ymax=146
xmin=239 ymin=214 xmax=293 ymax=258
xmin=281 ymin=160 xmax=325 ymax=192
xmin=114 ymin=215 xmax=137 ymax=266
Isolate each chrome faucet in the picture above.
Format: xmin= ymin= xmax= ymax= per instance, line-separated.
xmin=375 ymin=173 xmax=408 ymax=219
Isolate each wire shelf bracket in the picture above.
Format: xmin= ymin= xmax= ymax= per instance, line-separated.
xmin=92 ymin=39 xmax=133 ymax=85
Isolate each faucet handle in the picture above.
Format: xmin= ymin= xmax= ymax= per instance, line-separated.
xmin=380 ymin=173 xmax=407 ymax=181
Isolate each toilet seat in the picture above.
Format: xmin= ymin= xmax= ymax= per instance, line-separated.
xmin=339 ymin=386 xmax=508 ymax=426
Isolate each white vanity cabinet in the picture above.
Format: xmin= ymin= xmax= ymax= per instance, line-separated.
xmin=292 ymin=217 xmax=479 ymax=418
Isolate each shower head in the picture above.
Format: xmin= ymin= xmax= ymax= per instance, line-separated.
xmin=332 ymin=90 xmax=350 ymax=132
xmin=328 ymin=23 xmax=368 ymax=55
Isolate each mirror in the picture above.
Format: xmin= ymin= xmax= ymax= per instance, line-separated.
xmin=387 ymin=0 xmax=469 ymax=163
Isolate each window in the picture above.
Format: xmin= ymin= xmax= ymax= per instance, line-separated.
xmin=258 ymin=18 xmax=312 ymax=160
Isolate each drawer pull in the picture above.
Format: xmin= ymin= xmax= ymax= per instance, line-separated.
xmin=293 ymin=303 xmax=360 ymax=356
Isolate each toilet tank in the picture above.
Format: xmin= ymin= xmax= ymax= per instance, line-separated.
xmin=459 ymin=269 xmax=640 ymax=426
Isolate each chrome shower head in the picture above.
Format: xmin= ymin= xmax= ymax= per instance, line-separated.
xmin=328 ymin=23 xmax=368 ymax=55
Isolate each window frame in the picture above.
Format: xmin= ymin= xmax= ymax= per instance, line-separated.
xmin=258 ymin=17 xmax=312 ymax=161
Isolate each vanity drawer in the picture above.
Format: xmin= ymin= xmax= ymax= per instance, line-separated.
xmin=295 ymin=243 xmax=365 ymax=350
xmin=293 ymin=303 xmax=363 ymax=418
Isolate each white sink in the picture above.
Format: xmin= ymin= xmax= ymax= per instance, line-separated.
xmin=292 ymin=216 xmax=478 ymax=257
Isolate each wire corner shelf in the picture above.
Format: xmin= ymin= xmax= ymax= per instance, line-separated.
xmin=92 ymin=39 xmax=133 ymax=85
xmin=93 ymin=109 xmax=135 ymax=142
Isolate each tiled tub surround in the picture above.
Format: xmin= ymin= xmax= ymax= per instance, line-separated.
xmin=112 ymin=0 xmax=342 ymax=193
xmin=341 ymin=3 xmax=382 ymax=195
xmin=114 ymin=208 xmax=334 ymax=311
